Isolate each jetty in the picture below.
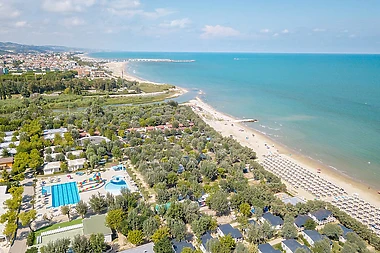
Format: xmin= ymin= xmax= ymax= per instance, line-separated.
xmin=233 ymin=119 xmax=258 ymax=123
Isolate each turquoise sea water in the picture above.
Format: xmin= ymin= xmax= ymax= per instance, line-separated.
xmin=90 ymin=52 xmax=380 ymax=188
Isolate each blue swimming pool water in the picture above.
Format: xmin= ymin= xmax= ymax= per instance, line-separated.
xmin=105 ymin=175 xmax=129 ymax=195
xmin=51 ymin=182 xmax=80 ymax=207
xmin=42 ymin=186 xmax=51 ymax=195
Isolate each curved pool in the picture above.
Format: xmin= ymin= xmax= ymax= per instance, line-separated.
xmin=105 ymin=175 xmax=129 ymax=195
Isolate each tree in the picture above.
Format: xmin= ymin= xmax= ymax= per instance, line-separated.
xmin=153 ymin=236 xmax=173 ymax=253
xmin=89 ymin=193 xmax=107 ymax=214
xmin=345 ymin=232 xmax=367 ymax=253
xmin=143 ymin=216 xmax=159 ymax=238
xmin=239 ymin=203 xmax=251 ymax=217
xmin=26 ymin=247 xmax=38 ymax=253
xmin=219 ymin=234 xmax=236 ymax=253
xmin=89 ymin=233 xmax=107 ymax=253
xmin=304 ymin=219 xmax=317 ymax=230
xmin=60 ymin=205 xmax=70 ymax=221
xmin=128 ymin=230 xmax=144 ymax=245
xmin=322 ymin=224 xmax=343 ymax=241
xmin=235 ymin=242 xmax=249 ymax=253
xmin=106 ymin=208 xmax=124 ymax=231
xmin=40 ymin=238 xmax=71 ymax=253
xmin=312 ymin=238 xmax=331 ymax=253
xmin=71 ymin=234 xmax=91 ymax=253
xmin=281 ymin=220 xmax=298 ymax=239
xmin=29 ymin=149 xmax=43 ymax=171
xmin=19 ymin=209 xmax=37 ymax=232
xmin=207 ymin=190 xmax=230 ymax=216
xmin=152 ymin=227 xmax=170 ymax=243
xmin=27 ymin=231 xmax=35 ymax=246
xmin=168 ymin=219 xmax=186 ymax=241
xmin=295 ymin=249 xmax=310 ymax=253
xmin=75 ymin=200 xmax=88 ymax=218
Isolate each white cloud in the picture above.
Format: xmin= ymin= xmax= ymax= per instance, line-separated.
xmin=0 ymin=1 xmax=21 ymax=19
xmin=14 ymin=21 xmax=28 ymax=28
xmin=63 ymin=17 xmax=85 ymax=27
xmin=281 ymin=29 xmax=289 ymax=34
xmin=201 ymin=25 xmax=240 ymax=38
xmin=160 ymin=18 xmax=191 ymax=29
xmin=349 ymin=34 xmax=356 ymax=38
xmin=104 ymin=0 xmax=141 ymax=9
xmin=273 ymin=33 xmax=279 ymax=37
xmin=260 ymin=29 xmax=270 ymax=33
xmin=107 ymin=7 xmax=174 ymax=18
xmin=342 ymin=29 xmax=349 ymax=33
xmin=42 ymin=0 xmax=95 ymax=13
xmin=313 ymin=28 xmax=326 ymax=32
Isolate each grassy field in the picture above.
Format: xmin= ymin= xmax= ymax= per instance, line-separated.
xmin=34 ymin=218 xmax=83 ymax=238
xmin=137 ymin=83 xmax=175 ymax=93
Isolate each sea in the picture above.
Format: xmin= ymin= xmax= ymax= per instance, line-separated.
xmin=90 ymin=52 xmax=380 ymax=189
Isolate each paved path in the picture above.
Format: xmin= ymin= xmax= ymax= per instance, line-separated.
xmin=9 ymin=175 xmax=34 ymax=253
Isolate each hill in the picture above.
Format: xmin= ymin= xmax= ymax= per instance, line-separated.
xmin=0 ymin=41 xmax=84 ymax=54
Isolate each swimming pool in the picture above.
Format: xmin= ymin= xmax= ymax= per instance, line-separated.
xmin=51 ymin=182 xmax=80 ymax=207
xmin=105 ymin=175 xmax=129 ymax=195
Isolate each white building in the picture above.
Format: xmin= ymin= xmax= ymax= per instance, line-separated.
xmin=68 ymin=158 xmax=86 ymax=172
xmin=43 ymin=162 xmax=61 ymax=175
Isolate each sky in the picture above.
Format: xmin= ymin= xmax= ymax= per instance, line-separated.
xmin=1 ymin=0 xmax=380 ymax=53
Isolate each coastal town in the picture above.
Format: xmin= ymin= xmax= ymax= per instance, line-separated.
xmin=0 ymin=49 xmax=379 ymax=253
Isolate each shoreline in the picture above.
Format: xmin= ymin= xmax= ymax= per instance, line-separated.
xmin=102 ymin=61 xmax=188 ymax=99
xmin=87 ymin=53 xmax=380 ymax=206
xmin=189 ymin=97 xmax=380 ymax=208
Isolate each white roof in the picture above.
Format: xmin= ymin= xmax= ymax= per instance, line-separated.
xmin=44 ymin=162 xmax=61 ymax=170
xmin=68 ymin=158 xmax=86 ymax=167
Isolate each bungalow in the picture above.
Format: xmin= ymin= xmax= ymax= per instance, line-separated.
xmin=68 ymin=158 xmax=86 ymax=172
xmin=69 ymin=150 xmax=83 ymax=158
xmin=258 ymin=243 xmax=281 ymax=253
xmin=302 ymin=230 xmax=326 ymax=247
xmin=0 ymin=157 xmax=14 ymax=169
xmin=172 ymin=240 xmax=195 ymax=253
xmin=83 ymin=214 xmax=113 ymax=242
xmin=77 ymin=136 xmax=110 ymax=146
xmin=43 ymin=162 xmax=61 ymax=175
xmin=338 ymin=224 xmax=354 ymax=243
xmin=260 ymin=213 xmax=284 ymax=230
xmin=200 ymin=232 xmax=213 ymax=253
xmin=281 ymin=239 xmax=310 ymax=253
xmin=217 ymin=224 xmax=243 ymax=241
xmin=0 ymin=141 xmax=19 ymax=149
xmin=294 ymin=215 xmax=312 ymax=230
xmin=308 ymin=209 xmax=334 ymax=225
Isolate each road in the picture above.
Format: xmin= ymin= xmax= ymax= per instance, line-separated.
xmin=9 ymin=174 xmax=34 ymax=253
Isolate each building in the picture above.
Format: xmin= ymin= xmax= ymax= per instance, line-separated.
xmin=308 ymin=209 xmax=334 ymax=225
xmin=0 ymin=186 xmax=11 ymax=245
xmin=258 ymin=243 xmax=281 ymax=253
xmin=282 ymin=196 xmax=305 ymax=206
xmin=172 ymin=240 xmax=195 ymax=253
xmin=281 ymin=239 xmax=310 ymax=253
xmin=217 ymin=224 xmax=243 ymax=241
xmin=68 ymin=150 xmax=83 ymax=158
xmin=302 ymin=230 xmax=325 ymax=246
xmin=68 ymin=158 xmax=86 ymax=171
xmin=0 ymin=157 xmax=14 ymax=169
xmin=260 ymin=213 xmax=284 ymax=230
xmin=338 ymin=224 xmax=354 ymax=243
xmin=83 ymin=214 xmax=113 ymax=242
xmin=77 ymin=136 xmax=110 ymax=146
xmin=200 ymin=232 xmax=213 ymax=253
xmin=43 ymin=128 xmax=68 ymax=140
xmin=294 ymin=215 xmax=312 ymax=230
xmin=43 ymin=162 xmax=61 ymax=175
xmin=118 ymin=242 xmax=154 ymax=253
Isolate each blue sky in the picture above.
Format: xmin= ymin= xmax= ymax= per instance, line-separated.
xmin=1 ymin=0 xmax=380 ymax=52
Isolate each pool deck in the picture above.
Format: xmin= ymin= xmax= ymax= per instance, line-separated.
xmin=34 ymin=167 xmax=138 ymax=224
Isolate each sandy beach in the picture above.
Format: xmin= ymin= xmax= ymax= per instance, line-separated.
xmin=189 ymin=97 xmax=380 ymax=209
